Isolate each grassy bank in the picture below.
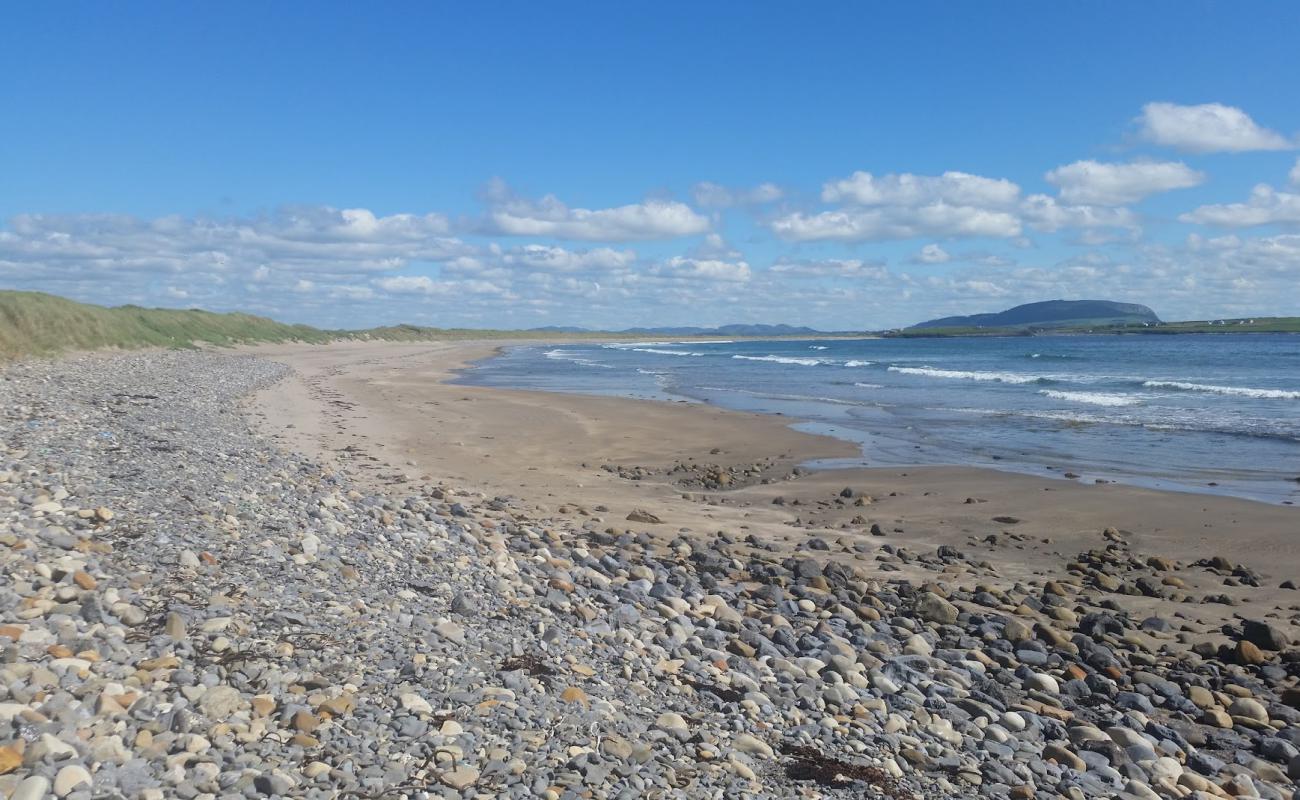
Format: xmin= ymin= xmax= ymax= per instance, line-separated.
xmin=0 ymin=291 xmax=690 ymax=360
xmin=0 ymin=291 xmax=559 ymax=359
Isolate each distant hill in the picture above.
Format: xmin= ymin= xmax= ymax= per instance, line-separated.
xmin=910 ymin=300 xmax=1160 ymax=331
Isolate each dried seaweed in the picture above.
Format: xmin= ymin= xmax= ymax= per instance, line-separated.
xmin=781 ymin=743 xmax=910 ymax=798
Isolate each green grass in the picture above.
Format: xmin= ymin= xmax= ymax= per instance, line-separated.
xmin=0 ymin=291 xmax=347 ymax=358
xmin=0 ymin=290 xmax=708 ymax=360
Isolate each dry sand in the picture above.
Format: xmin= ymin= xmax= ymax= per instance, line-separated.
xmin=243 ymin=339 xmax=1300 ymax=633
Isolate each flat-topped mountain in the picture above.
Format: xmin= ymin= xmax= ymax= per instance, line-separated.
xmin=910 ymin=299 xmax=1161 ymax=330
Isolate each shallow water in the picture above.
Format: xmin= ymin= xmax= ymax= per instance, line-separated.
xmin=460 ymin=334 xmax=1300 ymax=504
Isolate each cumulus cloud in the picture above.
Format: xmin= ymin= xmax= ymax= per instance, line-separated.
xmin=373 ymin=275 xmax=507 ymax=297
xmin=691 ymin=181 xmax=783 ymax=208
xmin=1045 ymin=160 xmax=1204 ymax=205
xmin=768 ymin=258 xmax=889 ymax=279
xmin=1019 ymin=195 xmax=1139 ymax=233
xmin=1137 ymin=102 xmax=1293 ymax=153
xmin=498 ymin=244 xmax=636 ymax=272
xmin=481 ymin=181 xmax=709 ymax=241
xmin=770 ymin=169 xmax=1023 ymax=241
xmin=771 ymin=204 xmax=1022 ymax=242
xmin=1 ymin=208 xmax=469 ymax=279
xmin=1179 ymin=184 xmax=1300 ymax=227
xmin=651 ymin=256 xmax=751 ymax=282
xmin=770 ymin=169 xmax=1137 ymax=242
xmin=821 ymin=171 xmax=1019 ymax=207
xmin=913 ymin=244 xmax=951 ymax=264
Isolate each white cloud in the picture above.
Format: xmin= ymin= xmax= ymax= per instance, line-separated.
xmin=771 ymin=204 xmax=1022 ymax=241
xmin=914 ymin=244 xmax=951 ymax=264
xmin=1020 ymin=195 xmax=1138 ymax=233
xmin=652 ymin=256 xmax=751 ymax=282
xmin=773 ymin=166 xmax=1142 ymax=242
xmin=1137 ymin=102 xmax=1292 ymax=153
xmin=374 ymin=275 xmax=436 ymax=294
xmin=499 ymin=244 xmax=635 ymax=272
xmin=373 ymin=275 xmax=507 ymax=297
xmin=768 ymin=258 xmax=889 ymax=279
xmin=691 ymin=181 xmax=783 ymax=208
xmin=1179 ymin=184 xmax=1300 ymax=227
xmin=821 ymin=171 xmax=1019 ymax=207
xmin=1045 ymin=160 xmax=1204 ymax=205
xmin=1 ymin=208 xmax=470 ymax=277
xmin=482 ymin=182 xmax=709 ymax=241
xmin=1290 ymin=157 xmax=1300 ymax=187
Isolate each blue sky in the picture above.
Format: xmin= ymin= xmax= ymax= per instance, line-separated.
xmin=2 ymin=2 xmax=1298 ymax=329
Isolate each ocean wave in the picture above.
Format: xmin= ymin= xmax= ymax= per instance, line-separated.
xmin=602 ymin=341 xmax=674 ymax=349
xmin=695 ymin=386 xmax=868 ymax=406
xmin=1142 ymin=380 xmax=1300 ymax=400
xmin=543 ymin=349 xmax=612 ymax=368
xmin=843 ymin=360 xmax=873 ymax=367
xmin=732 ymin=354 xmax=824 ymax=366
xmin=853 ymin=382 xmax=883 ymax=389
xmin=1027 ymin=353 xmax=1081 ymax=361
xmin=888 ymin=366 xmax=1048 ymax=384
xmin=809 ymin=345 xmax=828 ymax=350
xmin=1040 ymin=389 xmax=1141 ymax=407
xmin=632 ymin=348 xmax=704 ymax=356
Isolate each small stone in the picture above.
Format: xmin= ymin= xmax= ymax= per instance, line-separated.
xmin=626 ymin=509 xmax=663 ymax=524
xmin=439 ymin=767 xmax=479 ymax=790
xmin=1235 ymin=640 xmax=1266 ymax=665
xmin=733 ymin=734 xmax=773 ymax=759
xmin=197 ymin=686 xmax=244 ymax=719
xmin=164 ymin=612 xmax=186 ymax=640
xmin=291 ymin=710 xmax=319 ymax=733
xmin=916 ymin=592 xmax=959 ymax=625
xmin=54 ymin=764 xmax=92 ymax=797
xmin=656 ymin=712 xmax=690 ymax=738
xmin=0 ymin=744 xmax=22 ymax=774
xmin=12 ymin=776 xmax=51 ymax=800
xmin=1228 ymin=696 xmax=1269 ymax=723
xmin=400 ymin=693 xmax=432 ymax=715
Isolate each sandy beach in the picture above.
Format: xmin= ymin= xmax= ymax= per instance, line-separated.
xmin=247 ymin=339 xmax=1299 ymax=626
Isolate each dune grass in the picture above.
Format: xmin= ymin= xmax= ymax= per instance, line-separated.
xmin=0 ymin=290 xmax=628 ymax=360
xmin=0 ymin=291 xmax=346 ymax=358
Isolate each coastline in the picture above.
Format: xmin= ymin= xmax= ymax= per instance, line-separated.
xmin=5 ymin=344 xmax=1299 ymax=799
xmin=245 ymin=339 xmax=1299 ymax=594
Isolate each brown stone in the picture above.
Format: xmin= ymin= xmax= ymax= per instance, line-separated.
xmin=291 ymin=710 xmax=320 ymax=733
xmin=72 ymin=571 xmax=97 ymax=590
xmin=1235 ymin=640 xmax=1266 ymax=666
xmin=251 ymin=695 xmax=277 ymax=717
xmin=317 ymin=695 xmax=354 ymax=717
xmin=0 ymin=743 xmax=23 ymax=775
xmin=138 ymin=655 xmax=180 ymax=671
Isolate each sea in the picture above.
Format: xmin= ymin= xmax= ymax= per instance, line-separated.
xmin=457 ymin=334 xmax=1300 ymax=505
